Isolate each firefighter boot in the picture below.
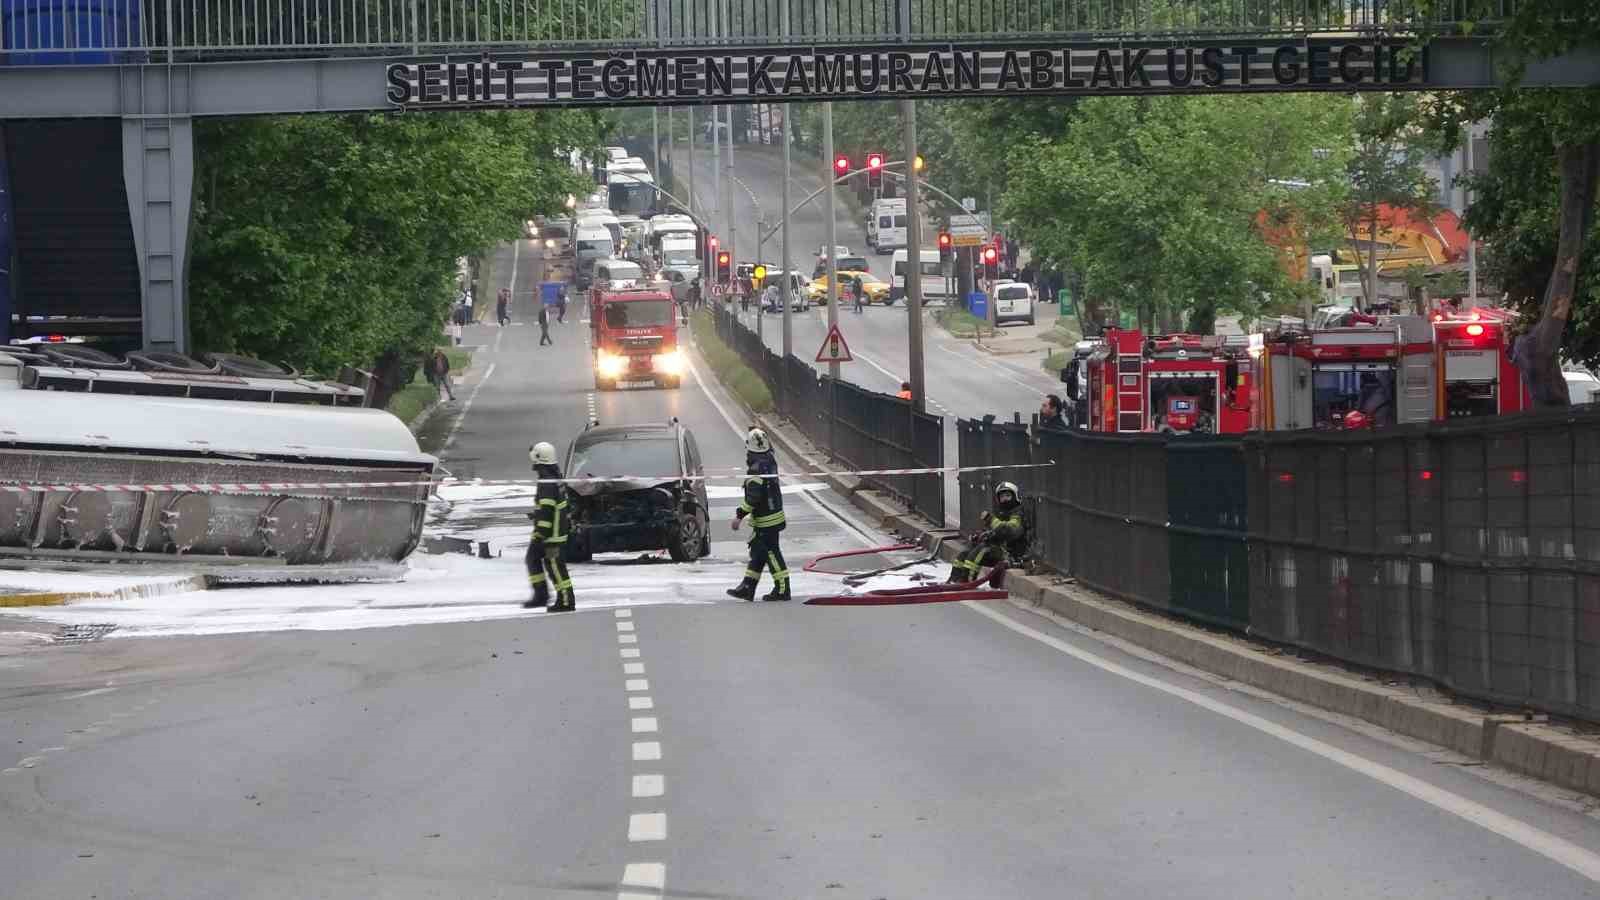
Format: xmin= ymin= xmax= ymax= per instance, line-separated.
xmin=760 ymin=588 xmax=790 ymax=602
xmin=548 ymin=588 xmax=576 ymax=613
xmin=726 ymin=579 xmax=758 ymax=602
xmin=523 ymin=585 xmax=549 ymax=609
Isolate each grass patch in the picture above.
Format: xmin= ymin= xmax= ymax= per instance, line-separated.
xmin=1039 ymin=315 xmax=1084 ymax=347
xmin=1042 ymin=350 xmax=1072 ymax=373
xmin=385 ymin=381 xmax=439 ymax=427
xmin=441 ymin=346 xmax=472 ymax=372
xmin=934 ymin=306 xmax=994 ymax=339
xmin=690 ymin=310 xmax=775 ymax=414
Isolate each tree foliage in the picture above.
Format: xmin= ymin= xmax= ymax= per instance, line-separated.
xmin=1341 ymin=94 xmax=1438 ymax=310
xmin=189 ymin=110 xmax=600 ymax=382
xmin=999 ymin=94 xmax=1352 ymax=333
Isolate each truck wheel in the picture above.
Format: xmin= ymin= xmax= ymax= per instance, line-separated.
xmin=666 ymin=511 xmax=706 ymax=563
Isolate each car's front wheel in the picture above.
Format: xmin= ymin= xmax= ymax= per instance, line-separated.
xmin=666 ymin=509 xmax=707 ymax=562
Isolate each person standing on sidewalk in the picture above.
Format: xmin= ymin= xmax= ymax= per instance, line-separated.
xmin=431 ymin=349 xmax=456 ymax=402
xmin=538 ymin=304 xmax=553 ymax=346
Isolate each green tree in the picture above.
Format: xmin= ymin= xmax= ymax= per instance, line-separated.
xmin=1341 ymin=94 xmax=1438 ymax=311
xmin=189 ymin=110 xmax=600 ymax=399
xmin=1001 ymin=94 xmax=1351 ymax=334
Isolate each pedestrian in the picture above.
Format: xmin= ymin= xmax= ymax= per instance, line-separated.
xmin=948 ymin=482 xmax=1027 ymax=584
xmin=431 ymin=349 xmax=456 ymax=402
xmin=897 ymin=381 xmax=912 ymax=401
xmin=1039 ymin=394 xmax=1068 ymax=430
xmin=726 ymin=428 xmax=790 ymax=602
xmin=538 ymin=304 xmax=553 ymax=346
xmin=1006 ymin=238 xmax=1020 ymax=271
xmin=852 ymin=275 xmax=864 ymax=314
xmin=496 ymin=288 xmax=510 ymax=326
xmin=556 ymin=286 xmax=568 ymax=324
xmin=524 ymin=441 xmax=575 ymax=612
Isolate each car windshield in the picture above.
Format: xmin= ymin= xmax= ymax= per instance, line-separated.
xmin=662 ymin=250 xmax=696 ymax=265
xmin=603 ymin=300 xmax=674 ymax=328
xmin=998 ymin=286 xmax=1030 ymax=301
xmin=578 ymin=239 xmax=611 ymax=255
xmin=601 ymin=263 xmax=642 ymax=281
xmin=836 ymin=257 xmax=870 ymax=273
xmin=569 ymin=437 xmax=680 ymax=480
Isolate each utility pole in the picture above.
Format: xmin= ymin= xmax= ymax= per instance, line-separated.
xmin=651 ymin=108 xmax=660 ymax=179
xmin=725 ymin=104 xmax=737 ymax=267
xmin=687 ymin=106 xmax=697 ymax=219
xmin=824 ymin=100 xmax=840 ymax=457
xmin=902 ymin=99 xmax=925 ymax=413
xmin=779 ymin=0 xmax=793 ymax=401
xmin=1466 ymin=123 xmax=1478 ymax=305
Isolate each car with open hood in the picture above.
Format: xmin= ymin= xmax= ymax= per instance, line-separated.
xmin=561 ymin=420 xmax=710 ymax=563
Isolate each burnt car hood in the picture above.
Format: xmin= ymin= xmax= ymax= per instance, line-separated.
xmin=566 ymin=478 xmax=680 ymax=499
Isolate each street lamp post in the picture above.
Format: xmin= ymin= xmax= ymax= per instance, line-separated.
xmin=823 ymin=101 xmax=840 ymax=458
xmin=901 ymin=99 xmax=925 ymax=414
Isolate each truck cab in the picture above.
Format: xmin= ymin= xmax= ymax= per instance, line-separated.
xmin=589 ymin=288 xmax=683 ymax=391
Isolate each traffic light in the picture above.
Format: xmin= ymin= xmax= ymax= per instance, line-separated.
xmin=752 ymin=264 xmax=767 ymax=284
xmin=913 ymin=155 xmax=925 ymax=173
xmin=716 ymin=251 xmax=732 ymax=284
xmin=937 ymin=232 xmax=953 ymax=261
xmin=981 ymin=245 xmax=998 ymax=278
xmin=866 ymin=152 xmax=884 ymax=189
xmin=833 ymin=155 xmax=851 ymax=179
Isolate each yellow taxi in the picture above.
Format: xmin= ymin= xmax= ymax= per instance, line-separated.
xmin=807 ymin=270 xmax=892 ymax=305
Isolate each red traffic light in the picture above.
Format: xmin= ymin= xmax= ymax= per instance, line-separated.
xmin=833 ymin=155 xmax=850 ymax=175
xmin=866 ymin=153 xmax=883 ymax=171
xmin=981 ymin=246 xmax=998 ymax=263
xmin=708 ymin=235 xmax=719 ymax=248
xmin=937 ymin=233 xmax=952 ymax=248
xmin=717 ymin=251 xmax=731 ymax=266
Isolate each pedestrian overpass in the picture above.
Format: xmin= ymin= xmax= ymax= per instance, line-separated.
xmin=1 ymin=0 xmax=1597 ymax=350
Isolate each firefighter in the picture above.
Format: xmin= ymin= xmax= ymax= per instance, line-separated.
xmin=727 ymin=428 xmax=790 ymax=602
xmin=524 ymin=441 xmax=576 ymax=612
xmin=948 ymin=481 xmax=1027 ymax=583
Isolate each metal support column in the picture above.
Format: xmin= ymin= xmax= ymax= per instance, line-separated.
xmin=824 ymin=101 xmax=839 ymax=457
xmin=687 ymin=107 xmax=697 ymax=218
xmin=902 ymin=99 xmax=925 ymax=413
xmin=651 ymin=108 xmax=660 ymax=182
xmin=122 ymin=70 xmax=194 ymax=353
xmin=721 ymin=104 xmax=735 ymax=267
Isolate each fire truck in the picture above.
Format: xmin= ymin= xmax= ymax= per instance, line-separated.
xmin=1430 ymin=305 xmax=1529 ymax=418
xmin=1063 ymin=329 xmax=1253 ymax=435
xmin=1251 ymin=311 xmax=1436 ymax=431
xmin=588 ymin=287 xmax=684 ymax=391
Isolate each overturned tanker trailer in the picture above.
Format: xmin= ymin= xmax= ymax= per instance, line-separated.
xmin=0 ymin=348 xmax=436 ymax=566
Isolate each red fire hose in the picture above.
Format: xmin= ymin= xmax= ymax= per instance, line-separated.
xmin=799 ymin=544 xmax=1011 ymax=606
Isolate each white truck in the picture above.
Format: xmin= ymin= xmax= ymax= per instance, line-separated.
xmin=890 ymin=249 xmax=956 ymax=304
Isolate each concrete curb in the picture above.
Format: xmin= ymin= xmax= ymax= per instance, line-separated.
xmin=696 ymin=323 xmax=1600 ymax=798
xmin=0 ymin=574 xmax=208 ymax=608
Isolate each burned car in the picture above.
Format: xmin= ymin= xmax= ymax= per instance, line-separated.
xmin=561 ymin=420 xmax=711 ymax=563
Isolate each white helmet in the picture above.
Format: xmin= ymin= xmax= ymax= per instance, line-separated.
xmin=744 ymin=428 xmax=772 ymax=454
xmin=995 ymin=481 xmax=1020 ymax=503
xmin=529 ymin=442 xmax=558 ymax=466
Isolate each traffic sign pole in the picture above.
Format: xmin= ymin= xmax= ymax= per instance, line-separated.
xmin=823 ymin=97 xmax=840 ymax=458
xmin=902 ymin=98 xmax=925 ymax=415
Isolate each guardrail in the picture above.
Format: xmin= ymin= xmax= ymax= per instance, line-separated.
xmin=960 ymin=407 xmax=1600 ymax=723
xmin=712 ymin=304 xmax=943 ymax=525
xmin=0 ymin=0 xmax=1507 ymax=60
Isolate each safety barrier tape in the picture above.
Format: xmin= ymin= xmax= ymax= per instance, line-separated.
xmin=0 ymin=461 xmax=1055 ymax=495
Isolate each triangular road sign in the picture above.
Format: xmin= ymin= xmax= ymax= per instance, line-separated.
xmin=814 ymin=323 xmax=854 ymax=364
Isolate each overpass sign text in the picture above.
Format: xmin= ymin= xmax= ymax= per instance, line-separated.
xmin=386 ymin=40 xmax=1426 ymax=109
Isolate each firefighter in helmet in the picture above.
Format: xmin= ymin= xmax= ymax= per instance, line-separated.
xmin=948 ymin=481 xmax=1027 ymax=583
xmin=525 ymin=441 xmax=576 ymax=612
xmin=727 ymin=427 xmax=790 ymax=602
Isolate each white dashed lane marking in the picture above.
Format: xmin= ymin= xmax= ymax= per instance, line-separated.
xmin=632 ymin=742 xmax=662 ymax=761
xmin=622 ymin=861 xmax=666 ymax=890
xmin=618 ymin=634 xmax=638 ymax=644
xmin=623 ymin=662 xmax=645 ymax=675
xmin=629 ymin=697 xmax=655 ymax=710
xmin=614 ymin=610 xmax=632 ymax=618
xmin=625 ymin=679 xmax=649 ymax=692
xmin=631 ymin=717 xmax=659 ymax=733
xmin=620 ymin=648 xmax=641 ymax=658
xmin=628 ymin=813 xmax=667 ymax=842
xmin=616 ymin=621 xmax=636 ymax=632
xmin=632 ymin=774 xmax=665 ymax=798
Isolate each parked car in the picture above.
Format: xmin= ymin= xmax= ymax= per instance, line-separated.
xmin=561 ymin=420 xmax=711 ymax=563
xmin=992 ymin=280 xmax=1037 ymax=326
xmin=808 ymin=271 xmax=890 ymax=305
xmin=811 ymin=254 xmax=871 ymax=280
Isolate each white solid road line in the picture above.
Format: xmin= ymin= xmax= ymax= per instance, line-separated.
xmin=632 ymin=774 xmax=665 ymax=798
xmin=632 ymin=741 xmax=662 ymax=761
xmin=628 ymin=813 xmax=667 ymax=842
xmin=442 ymin=361 xmax=497 ymax=454
xmin=963 ymin=601 xmax=1600 ymax=885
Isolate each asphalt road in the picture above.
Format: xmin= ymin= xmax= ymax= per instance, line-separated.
xmin=6 ymin=245 xmax=1600 ymax=898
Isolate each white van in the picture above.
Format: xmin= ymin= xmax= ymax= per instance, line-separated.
xmin=991 ymin=280 xmax=1036 ymax=326
xmin=574 ymin=224 xmax=616 ymax=286
xmin=604 ymin=146 xmax=629 ymax=162
xmin=576 ymin=210 xmax=623 ymax=249
xmin=657 ymin=234 xmax=700 ymax=276
xmin=611 ymin=157 xmax=650 ymax=175
xmin=890 ymin=249 xmax=956 ymax=304
xmin=593 ymin=258 xmax=644 ymax=290
xmin=868 ymin=198 xmax=908 ymax=254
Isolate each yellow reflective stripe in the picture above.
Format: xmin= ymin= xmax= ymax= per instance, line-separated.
xmin=752 ymin=512 xmax=786 ymax=528
xmin=528 ymin=572 xmax=547 ymax=584
xmin=738 ymin=502 xmax=753 ymax=514
xmin=539 ymin=498 xmax=560 ymax=507
xmin=744 ymin=568 xmax=760 ymax=579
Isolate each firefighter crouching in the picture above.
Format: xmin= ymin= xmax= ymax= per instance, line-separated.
xmin=948 ymin=481 xmax=1027 ymax=584
xmin=525 ymin=441 xmax=576 ymax=612
xmin=727 ymin=428 xmax=790 ymax=602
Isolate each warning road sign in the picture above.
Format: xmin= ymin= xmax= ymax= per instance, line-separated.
xmin=814 ymin=323 xmax=853 ymax=364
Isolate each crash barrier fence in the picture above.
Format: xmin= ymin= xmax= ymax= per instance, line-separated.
xmin=959 ymin=408 xmax=1600 ymax=724
xmin=712 ymin=306 xmax=945 ymax=524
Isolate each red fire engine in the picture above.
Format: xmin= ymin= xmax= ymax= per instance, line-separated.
xmin=588 ymin=287 xmax=684 ymax=391
xmin=1252 ymin=311 xmax=1436 ymax=431
xmin=1067 ymin=329 xmax=1252 ymax=435
xmin=1430 ymin=305 xmax=1528 ymax=418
